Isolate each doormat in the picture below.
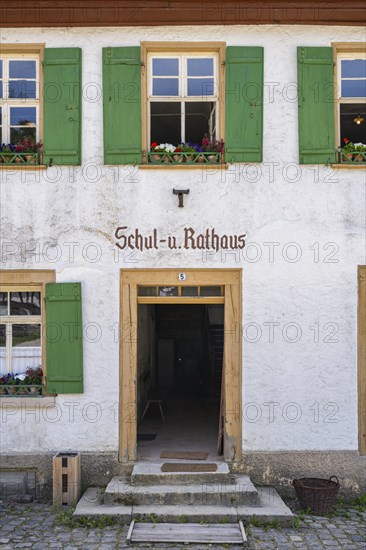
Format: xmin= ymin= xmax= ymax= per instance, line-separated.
xmin=160 ymin=451 xmax=208 ymax=460
xmin=137 ymin=433 xmax=157 ymax=441
xmin=127 ymin=520 xmax=247 ymax=544
xmin=161 ymin=463 xmax=218 ymax=472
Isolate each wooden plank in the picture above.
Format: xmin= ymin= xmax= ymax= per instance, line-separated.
xmin=223 ymin=279 xmax=242 ymax=462
xmin=239 ymin=520 xmax=247 ymax=542
xmin=358 ymin=266 xmax=366 ymax=455
xmin=126 ymin=519 xmax=134 ymax=544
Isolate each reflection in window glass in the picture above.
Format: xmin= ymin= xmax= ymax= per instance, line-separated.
xmin=138 ymin=286 xmax=157 ymax=296
xmin=153 ymin=78 xmax=179 ymax=96
xmin=0 ymin=293 xmax=8 ymax=316
xmin=10 ymin=127 xmax=36 ymax=144
xmin=341 ymin=59 xmax=366 ymax=78
xmin=0 ymin=60 xmax=2 ymax=78
xmin=0 ymin=81 xmax=2 ymax=99
xmin=188 ymin=78 xmax=215 ymax=96
xmin=181 ymin=287 xmax=199 ymax=296
xmin=12 ymin=324 xmax=41 ymax=372
xmin=200 ymin=286 xmax=222 ymax=296
xmin=9 ymin=60 xmax=36 ymax=79
xmin=10 ymin=107 xmax=37 ymax=126
xmin=187 ymin=58 xmax=214 ymax=77
xmin=153 ymin=58 xmax=179 ymax=76
xmin=10 ymin=292 xmax=41 ymax=316
xmin=8 ymin=80 xmax=36 ymax=99
xmin=341 ymin=79 xmax=366 ymax=98
xmin=158 ymin=287 xmax=178 ymax=297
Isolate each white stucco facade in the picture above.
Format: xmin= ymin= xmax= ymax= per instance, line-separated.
xmin=0 ymin=24 xmax=365 ymax=460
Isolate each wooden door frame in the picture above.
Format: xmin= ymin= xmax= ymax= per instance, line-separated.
xmin=119 ymin=268 xmax=242 ymax=463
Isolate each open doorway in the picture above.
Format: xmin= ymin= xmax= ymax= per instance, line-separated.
xmin=136 ymin=303 xmax=224 ymax=460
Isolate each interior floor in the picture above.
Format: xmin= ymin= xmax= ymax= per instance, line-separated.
xmin=137 ymin=303 xmax=224 ymax=461
xmin=137 ymin=391 xmax=220 ymax=461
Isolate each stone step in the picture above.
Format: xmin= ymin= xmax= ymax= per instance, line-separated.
xmin=104 ymin=474 xmax=259 ymax=506
xmin=131 ymin=461 xmax=231 ymax=485
xmin=74 ymin=487 xmax=294 ymax=526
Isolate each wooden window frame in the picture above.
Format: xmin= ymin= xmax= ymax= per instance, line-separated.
xmin=332 ymin=42 xmax=366 ymax=151
xmin=0 ymin=270 xmax=55 ymax=385
xmin=358 ymin=265 xmax=366 ymax=455
xmin=0 ymin=44 xmax=44 ymax=146
xmin=141 ymin=42 xmax=226 ymax=161
xmin=119 ymin=268 xmax=242 ymax=464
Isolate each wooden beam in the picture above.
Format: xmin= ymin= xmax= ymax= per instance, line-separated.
xmin=1 ymin=1 xmax=365 ymax=27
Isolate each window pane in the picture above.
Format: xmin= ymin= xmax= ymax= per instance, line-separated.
xmin=341 ymin=79 xmax=366 ymax=98
xmin=187 ymin=58 xmax=214 ymax=76
xmin=10 ymin=127 xmax=36 ymax=144
xmin=153 ymin=58 xmax=179 ymax=76
xmin=153 ymin=78 xmax=179 ymax=96
xmin=0 ymin=60 xmax=2 ymax=78
xmin=10 ymin=292 xmax=41 ymax=316
xmin=150 ymin=102 xmax=181 ymax=144
xmin=10 ymin=107 xmax=37 ymax=126
xmin=9 ymin=60 xmax=36 ymax=79
xmin=340 ymin=103 xmax=366 ymax=145
xmin=0 ymin=293 xmax=8 ymax=316
xmin=185 ymin=101 xmax=215 ymax=144
xmin=0 ymin=106 xmax=2 ymax=124
xmin=9 ymin=80 xmax=36 ymax=98
xmin=200 ymin=286 xmax=222 ymax=296
xmin=341 ymin=59 xmax=366 ymax=78
xmin=188 ymin=78 xmax=215 ymax=96
xmin=138 ymin=286 xmax=157 ymax=296
xmin=181 ymin=286 xmax=199 ymax=296
xmin=12 ymin=324 xmax=41 ymax=373
xmin=0 ymin=81 xmax=2 ymax=99
xmin=158 ymin=287 xmax=178 ymax=297
xmin=0 ymin=324 xmax=5 ymax=373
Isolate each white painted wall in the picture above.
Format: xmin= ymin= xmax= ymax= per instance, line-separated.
xmin=0 ymin=25 xmax=365 ymax=454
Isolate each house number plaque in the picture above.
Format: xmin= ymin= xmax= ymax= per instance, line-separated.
xmin=178 ymin=273 xmax=186 ymax=281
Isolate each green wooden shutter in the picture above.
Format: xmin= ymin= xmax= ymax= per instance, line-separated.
xmin=225 ymin=46 xmax=263 ymax=163
xmin=45 ymin=283 xmax=83 ymax=394
xmin=43 ymin=48 xmax=82 ymax=165
xmin=298 ymin=47 xmax=336 ymax=164
xmin=103 ymin=47 xmax=142 ymax=164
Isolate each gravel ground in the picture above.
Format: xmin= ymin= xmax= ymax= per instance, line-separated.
xmin=0 ymin=499 xmax=365 ymax=549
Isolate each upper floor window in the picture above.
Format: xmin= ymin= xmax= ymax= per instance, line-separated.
xmin=337 ymin=52 xmax=366 ymax=147
xmin=148 ymin=53 xmax=219 ymax=146
xmin=0 ymin=54 xmax=40 ymax=145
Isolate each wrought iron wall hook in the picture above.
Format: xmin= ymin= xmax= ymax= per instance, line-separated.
xmin=173 ymin=189 xmax=189 ymax=207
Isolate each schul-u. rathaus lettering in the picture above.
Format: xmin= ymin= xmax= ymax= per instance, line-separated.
xmin=114 ymin=226 xmax=246 ymax=252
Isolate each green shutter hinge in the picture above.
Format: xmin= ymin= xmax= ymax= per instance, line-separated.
xmin=107 ymin=47 xmax=112 ymax=62
xmin=299 ymin=48 xmax=305 ymax=61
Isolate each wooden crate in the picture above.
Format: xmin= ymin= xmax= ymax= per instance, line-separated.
xmin=53 ymin=452 xmax=81 ymax=506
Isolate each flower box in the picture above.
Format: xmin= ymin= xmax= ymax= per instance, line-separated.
xmin=0 ymin=152 xmax=41 ymax=165
xmin=0 ymin=385 xmax=43 ymax=397
xmin=147 ymin=151 xmax=223 ymax=164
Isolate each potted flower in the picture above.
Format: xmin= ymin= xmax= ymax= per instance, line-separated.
xmin=201 ymin=135 xmax=225 ymax=162
xmin=340 ymin=138 xmax=355 ymax=162
xmin=178 ymin=143 xmax=198 ymax=162
xmin=0 ymin=143 xmax=16 ymax=163
xmin=24 ymin=366 xmax=43 ymax=394
xmin=354 ymin=142 xmax=366 ymax=162
xmin=150 ymin=142 xmax=175 ymax=163
xmin=16 ymin=140 xmax=43 ymax=164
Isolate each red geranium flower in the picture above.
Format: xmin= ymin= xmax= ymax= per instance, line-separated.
xmin=174 ymin=147 xmax=182 ymax=152
xmin=151 ymin=142 xmax=158 ymax=149
xmin=343 ymin=138 xmax=349 ymax=143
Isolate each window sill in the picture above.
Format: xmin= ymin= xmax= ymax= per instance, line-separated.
xmin=331 ymin=164 xmax=366 ymax=169
xmin=0 ymin=396 xmax=56 ymax=408
xmin=139 ymin=163 xmax=229 ymax=170
xmin=0 ymin=164 xmax=47 ymax=170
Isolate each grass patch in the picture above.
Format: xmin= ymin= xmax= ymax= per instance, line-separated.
xmin=55 ymin=509 xmax=119 ymax=529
